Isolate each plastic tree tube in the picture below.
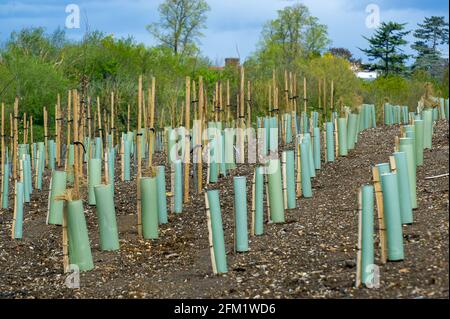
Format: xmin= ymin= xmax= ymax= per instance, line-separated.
xmin=380 ymin=172 xmax=404 ymax=261
xmin=108 ymin=147 xmax=115 ymax=192
xmin=67 ymin=144 xmax=74 ymax=184
xmin=207 ymin=190 xmax=228 ymax=273
xmin=303 ymin=133 xmax=315 ymax=177
xmin=360 ymin=185 xmax=374 ymax=286
xmin=300 ymin=142 xmax=312 ymax=198
xmin=399 ymin=138 xmax=417 ymax=209
xmin=173 ymin=159 xmax=183 ymax=213
xmin=233 ymin=176 xmax=248 ymax=252
xmin=376 ymin=163 xmax=391 ymax=176
xmin=254 ymin=166 xmax=264 ymax=235
xmin=393 ymin=152 xmax=413 ymax=224
xmin=2 ymin=161 xmax=9 ymax=209
xmin=47 ymin=170 xmax=67 ymax=225
xmin=326 ymin=122 xmax=335 ymax=162
xmin=140 ymin=177 xmax=159 ymax=239
xmin=156 ymin=166 xmax=168 ymax=224
xmin=67 ymin=199 xmax=94 ymax=271
xmin=414 ymin=120 xmax=424 ymax=166
xmin=423 ymin=109 xmax=433 ymax=149
xmin=313 ymin=127 xmax=321 ymax=170
xmin=347 ymin=113 xmax=357 ymax=150
xmin=13 ymin=181 xmax=24 ymax=239
xmin=94 ymin=184 xmax=120 ymax=250
xmin=267 ymin=159 xmax=285 ymax=223
xmin=338 ymin=118 xmax=348 ymax=156
xmin=88 ymin=158 xmax=102 ymax=206
xmin=285 ymin=150 xmax=296 ymax=209
xmin=123 ymin=139 xmax=131 ymax=181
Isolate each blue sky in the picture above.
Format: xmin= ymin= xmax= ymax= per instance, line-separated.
xmin=0 ymin=0 xmax=448 ymax=65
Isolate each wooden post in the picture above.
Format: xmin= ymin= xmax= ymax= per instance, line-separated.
xmin=1 ymin=103 xmax=4 ymax=203
xmin=73 ymin=91 xmax=80 ymax=197
xmin=23 ymin=113 xmax=27 ymax=144
xmin=56 ymin=94 xmax=61 ymax=167
xmin=44 ymin=106 xmax=48 ymax=167
xmin=372 ymin=166 xmax=387 ymax=264
xmin=284 ymin=70 xmax=289 ymax=113
xmin=238 ymin=66 xmax=245 ymax=163
xmin=64 ymin=91 xmax=72 ymax=176
xmin=330 ymin=80 xmax=334 ymax=116
xmin=127 ymin=104 xmax=131 ymax=133
xmin=13 ymin=98 xmax=19 ymax=181
xmin=184 ymin=76 xmax=190 ymax=203
xmin=137 ymin=75 xmax=143 ymax=237
xmin=323 ymin=78 xmax=327 ymax=120
xmin=226 ymin=80 xmax=231 ymax=125
xmin=148 ymin=77 xmax=156 ymax=170
xmin=111 ymin=91 xmax=115 ymax=149
xmin=204 ymin=193 xmax=217 ymax=274
xmin=197 ymin=77 xmax=204 ymax=193
xmin=247 ymin=80 xmax=251 ymax=128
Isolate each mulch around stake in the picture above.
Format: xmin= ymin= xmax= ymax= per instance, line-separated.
xmin=0 ymin=121 xmax=448 ymax=299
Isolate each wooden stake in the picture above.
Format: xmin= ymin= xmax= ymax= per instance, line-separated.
xmin=372 ymin=166 xmax=387 ymax=264
xmin=44 ymin=106 xmax=48 ymax=167
xmin=184 ymin=76 xmax=191 ymax=203
xmin=56 ymin=94 xmax=61 ymax=167
xmin=205 ymin=192 xmax=217 ymax=274
xmin=13 ymin=98 xmax=19 ymax=181
xmin=197 ymin=77 xmax=204 ymax=193
xmin=137 ymin=75 xmax=143 ymax=237
xmin=148 ymin=77 xmax=156 ymax=170
xmin=73 ymin=91 xmax=80 ymax=198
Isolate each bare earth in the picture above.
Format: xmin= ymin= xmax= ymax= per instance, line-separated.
xmin=0 ymin=121 xmax=448 ymax=299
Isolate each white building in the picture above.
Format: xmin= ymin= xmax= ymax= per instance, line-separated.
xmin=356 ymin=71 xmax=379 ymax=80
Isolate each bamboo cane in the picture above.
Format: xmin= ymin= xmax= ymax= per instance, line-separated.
xmin=13 ymin=98 xmax=19 ymax=180
xmin=44 ymin=106 xmax=48 ymax=167
xmin=137 ymin=75 xmax=143 ymax=237
xmin=56 ymin=94 xmax=61 ymax=167
xmin=148 ymin=77 xmax=156 ymax=170
xmin=23 ymin=113 xmax=27 ymax=144
xmin=73 ymin=91 xmax=80 ymax=198
xmin=197 ymin=77 xmax=204 ymax=193
xmin=372 ymin=166 xmax=387 ymax=264
xmin=184 ymin=76 xmax=190 ymax=203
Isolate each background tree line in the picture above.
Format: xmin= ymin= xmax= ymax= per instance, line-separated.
xmin=0 ymin=0 xmax=448 ymax=140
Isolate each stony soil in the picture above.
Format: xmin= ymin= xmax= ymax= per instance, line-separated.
xmin=0 ymin=121 xmax=448 ymax=299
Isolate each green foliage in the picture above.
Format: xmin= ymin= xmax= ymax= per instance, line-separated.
xmin=252 ymin=3 xmax=330 ymax=70
xmin=146 ymin=0 xmax=210 ymax=57
xmin=360 ymin=22 xmax=411 ymax=76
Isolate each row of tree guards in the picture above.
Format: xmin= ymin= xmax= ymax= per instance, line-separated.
xmin=0 ymin=68 xmax=446 ymax=277
xmin=355 ymin=103 xmax=447 ymax=288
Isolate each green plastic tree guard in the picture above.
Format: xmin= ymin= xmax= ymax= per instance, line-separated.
xmin=36 ymin=142 xmax=45 ymax=190
xmin=47 ymin=171 xmax=67 ymax=225
xmin=393 ymin=152 xmax=413 ymax=224
xmin=338 ymin=118 xmax=348 ymax=156
xmin=423 ymin=109 xmax=433 ymax=149
xmin=2 ymin=162 xmax=9 ymax=209
xmin=313 ymin=127 xmax=321 ymax=170
xmin=95 ymin=137 xmax=103 ymax=159
xmin=254 ymin=166 xmax=264 ymax=235
xmin=108 ymin=148 xmax=115 ymax=192
xmin=285 ymin=113 xmax=292 ymax=144
xmin=88 ymin=158 xmax=102 ymax=206
xmin=224 ymin=128 xmax=236 ymax=169
xmin=123 ymin=139 xmax=131 ymax=181
xmin=156 ymin=166 xmax=168 ymax=224
xmin=207 ymin=190 xmax=228 ymax=273
xmin=209 ymin=139 xmax=219 ymax=183
xmin=347 ymin=113 xmax=357 ymax=150
xmin=233 ymin=176 xmax=248 ymax=252
xmin=399 ymin=138 xmax=417 ymax=209
xmin=303 ymin=133 xmax=315 ymax=177
xmin=285 ymin=150 xmax=296 ymax=209
xmin=173 ymin=159 xmax=183 ymax=213
xmin=326 ymin=122 xmax=335 ymax=162
xmin=361 ymin=185 xmax=374 ymax=286
xmin=414 ymin=120 xmax=424 ymax=166
xmin=48 ymin=139 xmax=56 ymax=170
xmin=25 ymin=154 xmax=32 ymax=194
xmin=376 ymin=163 xmax=391 ymax=176
xmin=267 ymin=159 xmax=285 ymax=223
xmin=94 ymin=184 xmax=120 ymax=251
xmin=22 ymin=158 xmax=30 ymax=203
xmin=13 ymin=181 xmax=24 ymax=239
xmin=300 ymin=142 xmax=313 ymax=198
xmin=140 ymin=177 xmax=159 ymax=239
xmin=380 ymin=172 xmax=404 ymax=261
xmin=67 ymin=144 xmax=74 ymax=184
xmin=67 ymin=199 xmax=94 ymax=271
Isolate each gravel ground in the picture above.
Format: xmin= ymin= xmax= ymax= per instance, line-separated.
xmin=0 ymin=121 xmax=448 ymax=299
